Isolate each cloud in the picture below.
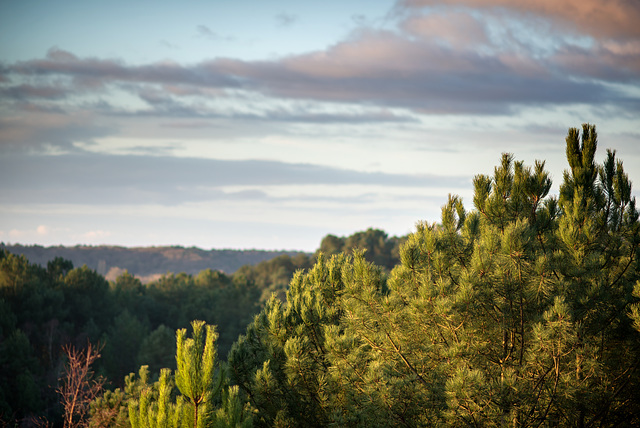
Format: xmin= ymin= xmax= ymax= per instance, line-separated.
xmin=551 ymin=43 xmax=640 ymax=82
xmin=1 ymin=225 xmax=55 ymax=241
xmin=399 ymin=0 xmax=640 ymax=40
xmin=275 ymin=13 xmax=298 ymax=28
xmin=3 ymin=31 xmax=635 ymax=121
xmin=96 ymin=84 xmax=417 ymax=123
xmin=196 ymin=25 xmax=234 ymax=42
xmin=159 ymin=40 xmax=180 ymax=50
xmin=78 ymin=229 xmax=112 ymax=240
xmin=0 ymin=110 xmax=114 ymax=152
xmin=0 ymin=83 xmax=70 ymax=100
xmin=0 ymin=153 xmax=470 ymax=206
xmin=196 ymin=25 xmax=217 ymax=38
xmin=401 ymin=10 xmax=490 ymax=49
xmin=9 ymin=47 xmax=240 ymax=89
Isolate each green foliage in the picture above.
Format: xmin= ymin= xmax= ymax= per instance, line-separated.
xmin=0 ymin=329 xmax=42 ymax=419
xmin=128 ymin=321 xmax=253 ymax=428
xmin=90 ymin=365 xmax=153 ymax=428
xmin=233 ymin=254 xmax=312 ymax=302
xmin=0 ymin=243 xmax=281 ymax=423
xmin=175 ymin=320 xmax=223 ymax=428
xmin=211 ymin=385 xmax=253 ymax=428
xmin=228 ymin=253 xmax=355 ymax=426
xmin=102 ymin=310 xmax=150 ymax=385
xmin=137 ymin=325 xmax=177 ymax=374
xmin=317 ymin=228 xmax=405 ymax=270
xmin=128 ymin=368 xmax=185 ymax=428
xmin=62 ymin=265 xmax=112 ymax=330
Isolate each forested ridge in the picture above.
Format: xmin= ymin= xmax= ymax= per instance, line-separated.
xmin=0 ymin=245 xmax=308 ymax=283
xmin=2 ymin=125 xmax=640 ymax=427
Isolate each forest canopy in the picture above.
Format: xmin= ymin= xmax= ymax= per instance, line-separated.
xmin=2 ymin=124 xmax=639 ymax=427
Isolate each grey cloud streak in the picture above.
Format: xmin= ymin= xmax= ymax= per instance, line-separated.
xmin=7 ymin=48 xmax=241 ymax=89
xmin=0 ymin=153 xmax=470 ymax=205
xmin=0 ymin=110 xmax=114 ymax=152
xmin=115 ymin=87 xmax=417 ymax=123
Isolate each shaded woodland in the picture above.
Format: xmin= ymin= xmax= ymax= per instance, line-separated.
xmin=1 ymin=229 xmax=400 ymax=426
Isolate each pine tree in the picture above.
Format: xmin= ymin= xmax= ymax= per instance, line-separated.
xmin=127 ymin=321 xmax=252 ymax=428
xmin=90 ymin=365 xmax=151 ymax=427
xmin=553 ymin=124 xmax=640 ymax=425
xmin=128 ymin=368 xmax=184 ymax=428
xmin=175 ymin=320 xmax=223 ymax=428
xmin=228 ymin=124 xmax=640 ymax=427
xmin=228 ymin=254 xmax=350 ymax=427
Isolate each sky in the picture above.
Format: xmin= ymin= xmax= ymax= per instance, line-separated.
xmin=1 ymin=0 xmax=639 ymax=252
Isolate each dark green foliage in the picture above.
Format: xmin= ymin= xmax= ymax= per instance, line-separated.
xmin=0 ymin=329 xmax=42 ymax=420
xmin=317 ymin=228 xmax=405 ymax=270
xmin=1 ymin=250 xmax=64 ymax=423
xmin=137 ymin=325 xmax=177 ymax=375
xmin=233 ymin=254 xmax=312 ymax=302
xmin=47 ymin=257 xmax=74 ymax=281
xmin=228 ymin=253 xmax=351 ymax=427
xmin=102 ymin=311 xmax=150 ymax=386
xmin=61 ymin=266 xmax=111 ymax=331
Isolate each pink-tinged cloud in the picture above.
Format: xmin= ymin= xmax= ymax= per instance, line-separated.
xmin=0 ymin=110 xmax=112 ymax=151
xmin=279 ymin=30 xmax=487 ymax=78
xmin=402 ymin=10 xmax=489 ymax=48
xmin=206 ymin=30 xmax=613 ymax=112
xmin=400 ymin=0 xmax=640 ymax=40
xmin=552 ymin=43 xmax=640 ymax=81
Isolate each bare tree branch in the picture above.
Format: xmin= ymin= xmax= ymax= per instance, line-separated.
xmin=57 ymin=342 xmax=104 ymax=428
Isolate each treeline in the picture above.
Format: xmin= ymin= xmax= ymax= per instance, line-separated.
xmin=0 ymin=228 xmax=401 ymax=425
xmin=0 ymin=245 xmax=308 ymax=282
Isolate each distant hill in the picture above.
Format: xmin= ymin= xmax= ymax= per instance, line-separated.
xmin=1 ymin=244 xmax=309 ymax=282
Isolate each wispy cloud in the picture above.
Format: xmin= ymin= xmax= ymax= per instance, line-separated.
xmin=0 ymin=152 xmax=470 ymax=205
xmin=399 ymin=0 xmax=640 ymax=40
xmin=0 ymin=110 xmax=114 ymax=152
xmin=275 ymin=12 xmax=298 ymax=28
xmin=195 ymin=25 xmax=234 ymax=42
xmin=0 ymin=83 xmax=70 ymax=100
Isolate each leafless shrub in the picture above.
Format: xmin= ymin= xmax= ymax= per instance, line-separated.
xmin=57 ymin=342 xmax=104 ymax=428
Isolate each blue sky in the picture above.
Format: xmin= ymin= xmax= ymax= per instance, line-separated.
xmin=1 ymin=0 xmax=639 ymax=251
